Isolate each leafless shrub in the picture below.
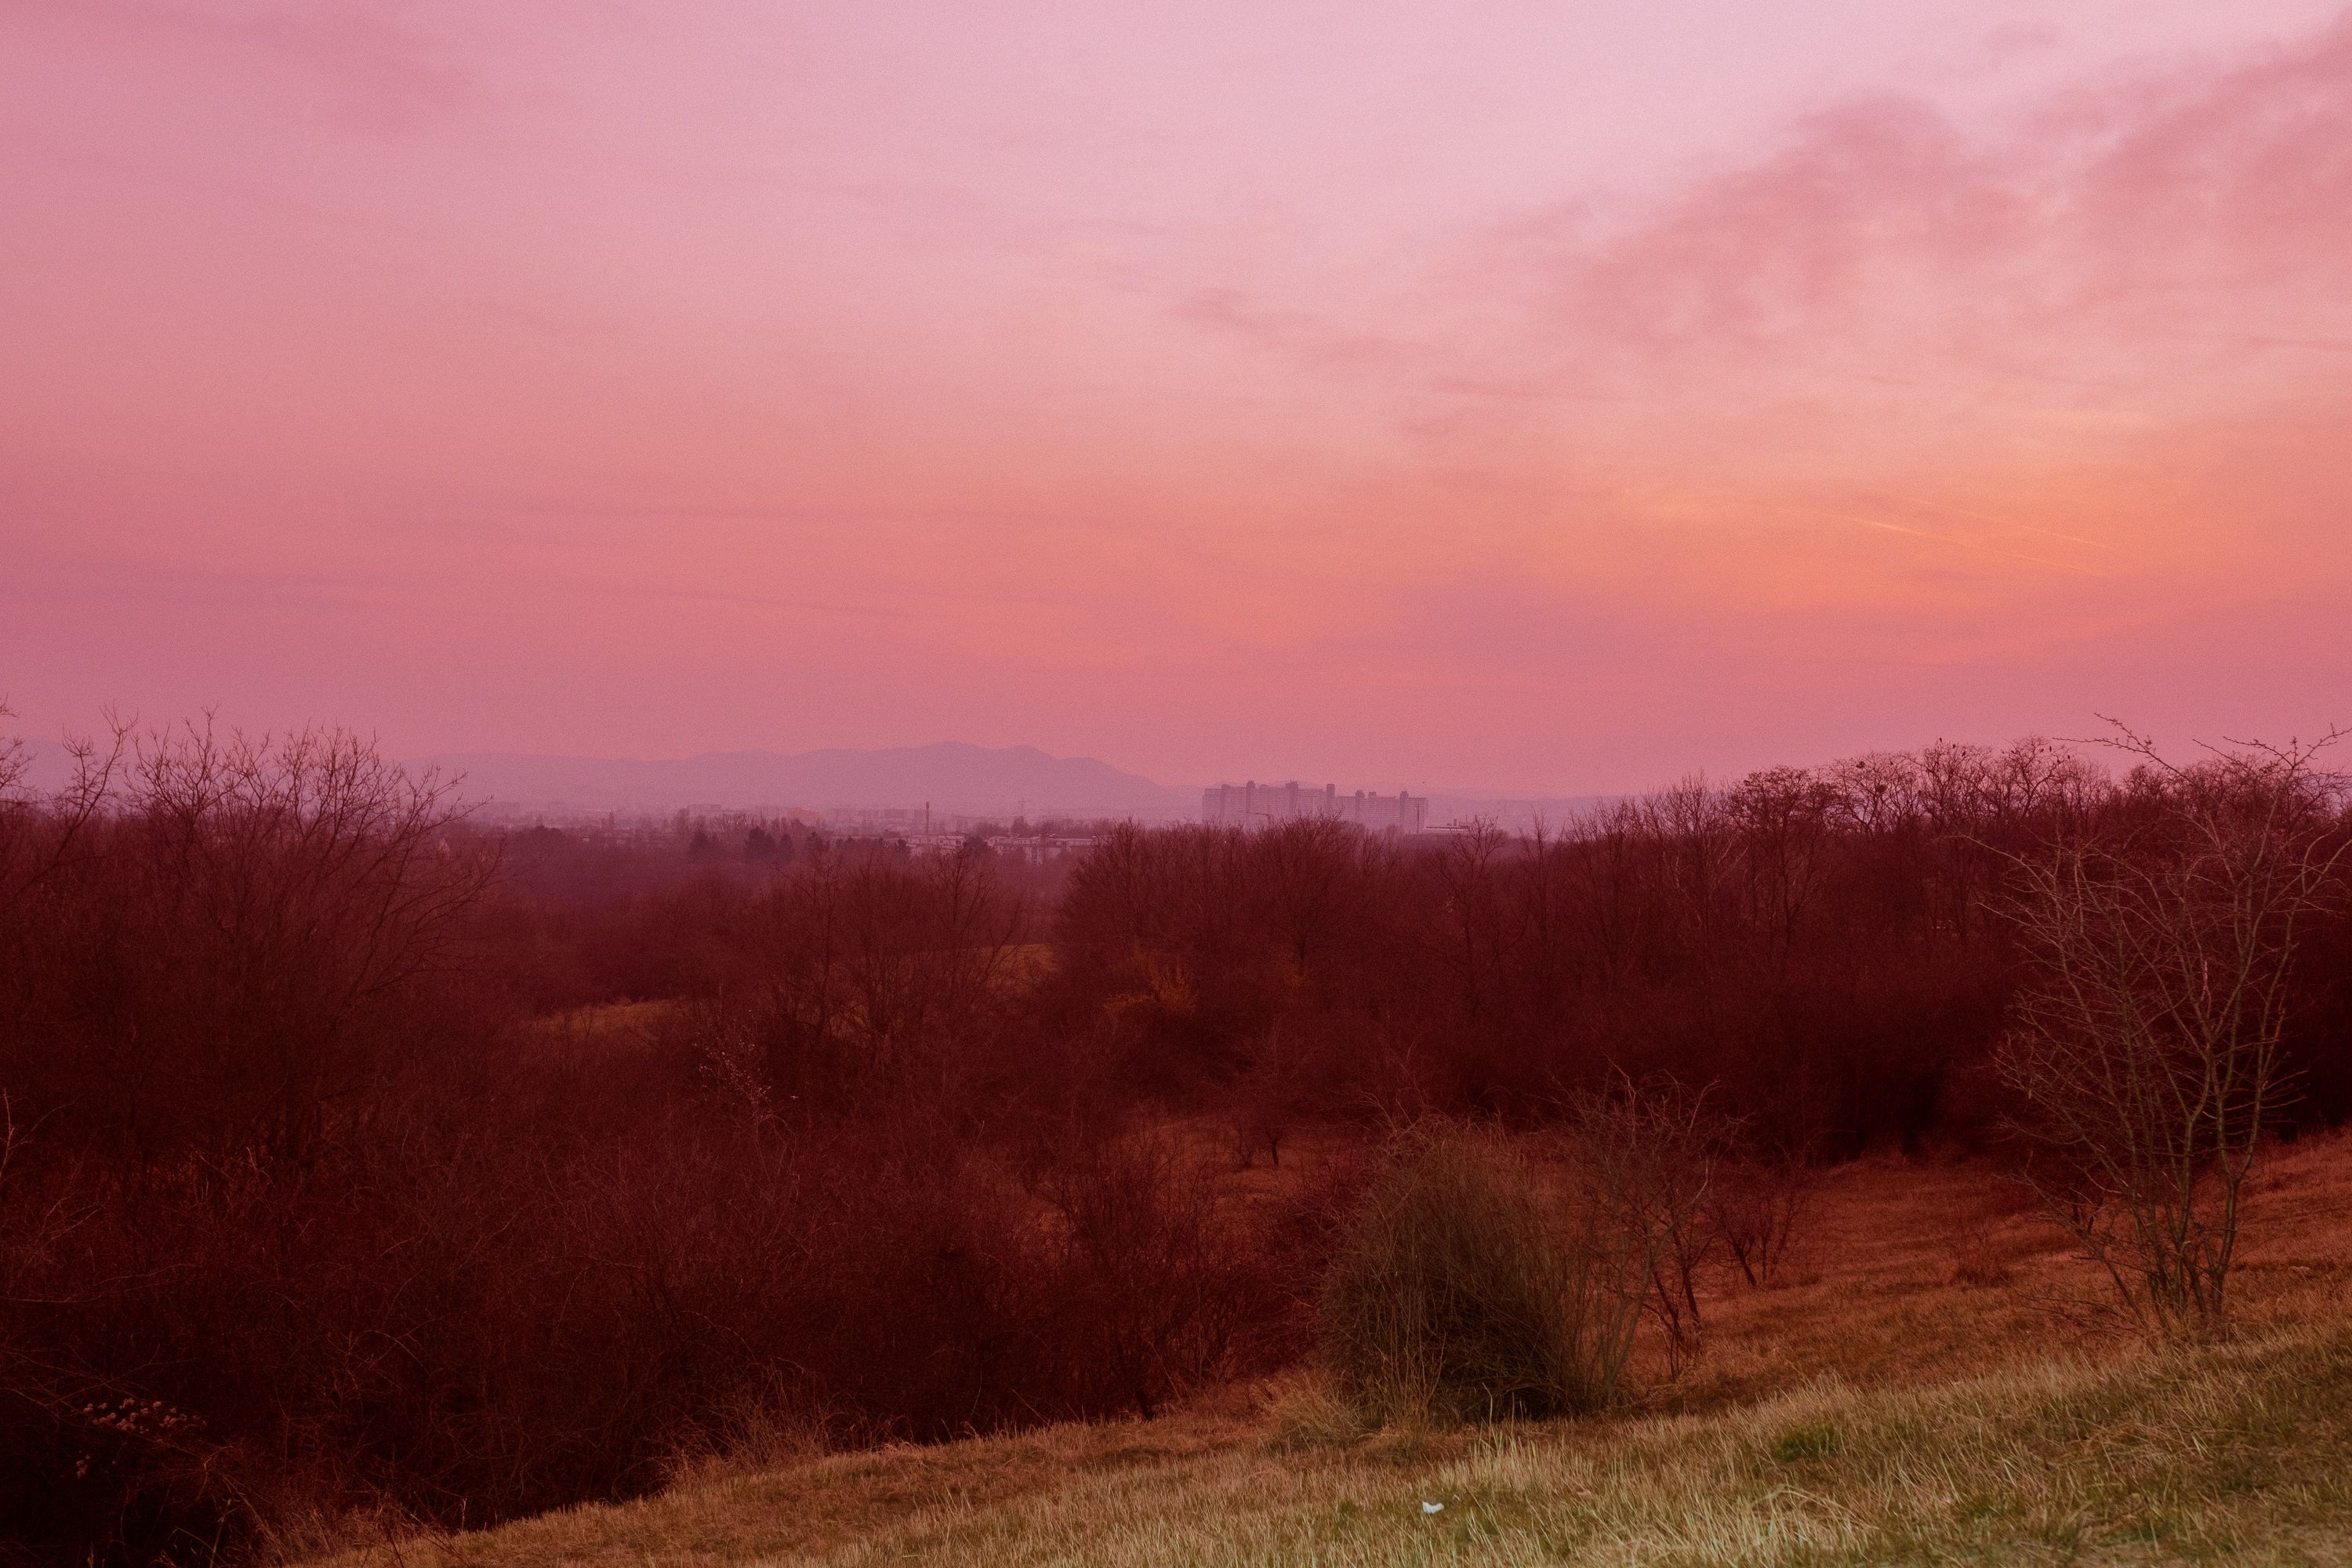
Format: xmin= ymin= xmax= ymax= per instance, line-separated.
xmin=1567 ymin=1073 xmax=1726 ymax=1376
xmin=1947 ymin=1216 xmax=2013 ymax=1289
xmin=1036 ymin=1131 xmax=1267 ymax=1417
xmin=1994 ymin=724 xmax=2347 ymax=1337
xmin=1708 ymin=1145 xmax=1817 ymax=1289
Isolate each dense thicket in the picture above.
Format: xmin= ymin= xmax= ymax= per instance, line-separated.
xmin=1054 ymin=739 xmax=2352 ymax=1155
xmin=2 ymin=720 xmax=2346 ymax=1564
xmin=0 ymin=728 xmax=1279 ymax=1566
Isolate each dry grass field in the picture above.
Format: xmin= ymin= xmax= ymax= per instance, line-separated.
xmin=314 ymin=1131 xmax=2352 ymax=1567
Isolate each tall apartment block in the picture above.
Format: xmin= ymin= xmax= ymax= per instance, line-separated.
xmin=1199 ymin=781 xmax=1428 ymax=833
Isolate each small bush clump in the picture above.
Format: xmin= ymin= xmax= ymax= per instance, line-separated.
xmin=1769 ymin=1418 xmax=1843 ymax=1464
xmin=1319 ymin=1127 xmax=1628 ymax=1424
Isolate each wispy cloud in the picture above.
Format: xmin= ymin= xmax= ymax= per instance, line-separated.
xmin=11 ymin=0 xmax=485 ymax=130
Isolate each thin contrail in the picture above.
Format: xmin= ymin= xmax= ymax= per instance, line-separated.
xmin=1789 ymin=508 xmax=2102 ymax=575
xmin=1892 ymin=495 xmax=2118 ymax=552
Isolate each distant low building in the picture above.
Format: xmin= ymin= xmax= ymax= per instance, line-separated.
xmin=1200 ymin=781 xmax=1427 ymax=833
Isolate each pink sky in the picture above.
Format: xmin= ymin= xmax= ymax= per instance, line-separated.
xmin=5 ymin=1 xmax=2350 ymax=793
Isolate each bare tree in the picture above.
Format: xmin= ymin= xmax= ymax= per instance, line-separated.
xmin=0 ymin=712 xmax=130 ymax=916
xmin=1726 ymin=766 xmax=1838 ymax=971
xmin=1 ymin=720 xmax=496 ymax=1167
xmin=1996 ymin=724 xmax=2347 ymax=1335
xmin=123 ymin=723 xmax=499 ymax=1163
xmin=1432 ymin=819 xmax=1509 ymax=1022
xmin=1568 ymin=1073 xmax=1725 ymax=1375
xmin=710 ymin=847 xmax=1029 ymax=1117
xmin=0 ymin=706 xmax=21 ymax=803
xmin=1230 ymin=1018 xmax=1300 ymax=1168
xmin=1707 ymin=1137 xmax=1817 ymax=1289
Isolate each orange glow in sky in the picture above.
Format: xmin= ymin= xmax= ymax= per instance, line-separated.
xmin=5 ymin=2 xmax=2350 ymax=791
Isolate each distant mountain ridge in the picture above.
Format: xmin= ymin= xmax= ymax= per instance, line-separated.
xmin=408 ymin=742 xmax=1196 ymax=821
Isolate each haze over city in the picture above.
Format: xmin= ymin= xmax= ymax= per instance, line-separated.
xmin=8 ymin=1 xmax=2350 ymax=793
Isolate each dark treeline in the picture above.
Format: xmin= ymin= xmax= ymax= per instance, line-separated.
xmin=1056 ymin=739 xmax=2352 ymax=1156
xmin=2 ymin=720 xmax=2347 ymax=1564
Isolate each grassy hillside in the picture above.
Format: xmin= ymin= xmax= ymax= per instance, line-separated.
xmin=316 ymin=1135 xmax=2352 ymax=1567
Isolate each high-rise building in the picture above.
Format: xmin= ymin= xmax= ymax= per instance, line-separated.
xmin=1200 ymin=781 xmax=1426 ymax=833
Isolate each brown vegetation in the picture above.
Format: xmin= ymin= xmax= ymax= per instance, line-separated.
xmin=309 ymin=1131 xmax=2352 ymax=1566
xmin=3 ymin=715 xmax=2349 ymax=1564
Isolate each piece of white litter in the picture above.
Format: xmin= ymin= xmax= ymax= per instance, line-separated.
xmin=1422 ymin=1501 xmax=1444 ymax=1515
